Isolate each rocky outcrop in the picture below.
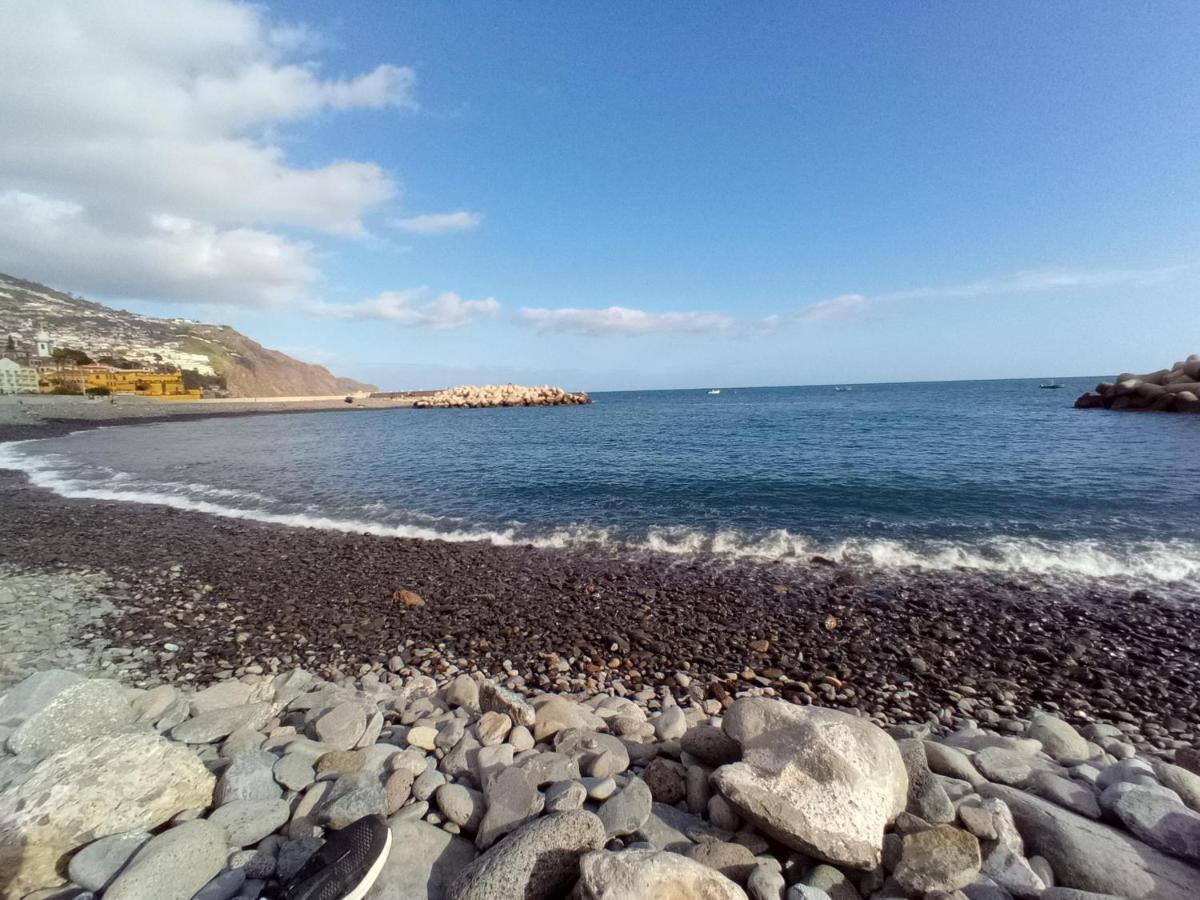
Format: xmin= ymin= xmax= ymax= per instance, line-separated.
xmin=413 ymin=383 xmax=591 ymax=408
xmin=1075 ymin=355 xmax=1200 ymax=413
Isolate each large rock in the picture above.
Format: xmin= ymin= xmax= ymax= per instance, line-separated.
xmin=189 ymin=681 xmax=254 ymax=715
xmin=318 ymin=772 xmax=388 ymax=829
xmin=446 ymin=810 xmax=605 ymax=900
xmin=577 ymin=848 xmax=748 ymax=899
xmin=1154 ymin=762 xmax=1200 ymax=814
xmin=533 ymin=695 xmax=604 ymax=742
xmin=475 ymin=766 xmax=544 ymax=849
xmin=979 ymin=783 xmax=1200 ymax=899
xmin=479 ymin=681 xmax=536 ymax=728
xmin=0 ymin=731 xmax=214 ymax=897
xmin=103 ymin=820 xmax=228 ymax=900
xmin=894 ymin=825 xmax=981 ymax=893
xmin=924 ymin=741 xmax=986 ymax=787
xmin=7 ymin=678 xmax=136 ymax=756
xmin=67 ymin=830 xmax=152 ymax=892
xmin=314 ymin=702 xmax=368 ymax=751
xmin=1027 ymin=713 xmax=1089 ymax=763
xmin=0 ymin=669 xmax=84 ymax=727
xmin=208 ymin=798 xmax=289 ymax=847
xmin=170 ymin=702 xmax=274 ymax=744
xmin=215 ymin=749 xmax=281 ymax=803
xmin=712 ymin=698 xmax=907 ymax=868
xmin=597 ymin=776 xmax=652 ymax=838
xmin=366 ymin=819 xmax=477 ymax=900
xmin=681 ymin=722 xmax=742 ymax=766
xmin=1110 ymin=787 xmax=1200 ymax=864
xmin=897 ymin=739 xmax=955 ymax=824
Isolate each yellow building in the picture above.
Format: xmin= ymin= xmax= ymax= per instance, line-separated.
xmin=84 ymin=367 xmax=201 ymax=399
xmin=39 ymin=364 xmax=202 ymax=399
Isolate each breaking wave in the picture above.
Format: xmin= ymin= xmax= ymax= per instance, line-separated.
xmin=3 ymin=440 xmax=1198 ymax=589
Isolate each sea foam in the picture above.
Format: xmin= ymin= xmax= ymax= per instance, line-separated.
xmin=2 ymin=440 xmax=1197 ymax=589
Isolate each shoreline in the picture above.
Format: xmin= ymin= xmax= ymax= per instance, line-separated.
xmin=1 ymin=463 xmax=1197 ymax=758
xmin=0 ymin=393 xmax=416 ymax=443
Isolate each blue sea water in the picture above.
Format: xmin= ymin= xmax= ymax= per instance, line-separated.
xmin=4 ymin=378 xmax=1200 ymax=588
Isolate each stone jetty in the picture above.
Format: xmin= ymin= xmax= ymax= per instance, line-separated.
xmin=413 ymin=384 xmax=591 ymax=408
xmin=1075 ymin=354 xmax=1200 ymax=413
xmin=2 ymin=666 xmax=1198 ymax=900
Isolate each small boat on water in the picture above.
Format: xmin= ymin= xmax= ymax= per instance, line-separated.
xmin=834 ymin=386 xmax=852 ymax=392
xmin=1040 ymin=379 xmax=1064 ymax=389
xmin=707 ymin=389 xmax=721 ymax=395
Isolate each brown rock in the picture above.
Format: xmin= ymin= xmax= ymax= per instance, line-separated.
xmin=394 ymin=590 xmax=426 ymax=608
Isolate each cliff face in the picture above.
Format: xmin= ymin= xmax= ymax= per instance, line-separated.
xmin=0 ymin=273 xmax=376 ymax=397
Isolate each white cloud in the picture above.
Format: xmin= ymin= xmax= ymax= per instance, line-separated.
xmin=518 ymin=306 xmax=735 ymax=336
xmin=0 ymin=0 xmax=416 ymax=303
xmin=312 ymin=289 xmax=500 ymax=328
xmin=393 ymin=211 xmax=483 ymax=235
xmin=0 ymin=190 xmax=317 ymax=304
xmin=797 ymin=265 xmax=1186 ymax=322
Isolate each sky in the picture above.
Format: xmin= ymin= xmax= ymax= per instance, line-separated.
xmin=0 ymin=1 xmax=1197 ymax=391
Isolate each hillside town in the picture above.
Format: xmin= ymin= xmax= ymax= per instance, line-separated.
xmin=0 ymin=325 xmax=202 ymax=399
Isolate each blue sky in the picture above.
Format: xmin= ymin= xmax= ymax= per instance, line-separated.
xmin=1 ymin=1 xmax=1197 ymax=389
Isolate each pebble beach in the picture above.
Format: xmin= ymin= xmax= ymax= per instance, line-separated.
xmin=2 ymin=405 xmax=1199 ymax=899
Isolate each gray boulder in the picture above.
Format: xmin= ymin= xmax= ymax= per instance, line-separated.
xmin=314 ymin=702 xmax=368 ymax=751
xmin=712 ymin=698 xmax=907 ymax=868
xmin=319 ymin=772 xmax=388 ymax=829
xmin=898 ymin=738 xmax=955 ymax=823
xmin=446 ymin=810 xmax=605 ymax=900
xmin=216 ymin=750 xmax=281 ymax=803
xmin=208 ymin=799 xmax=290 ymax=847
xmin=979 ymin=783 xmax=1200 ymax=899
xmin=436 ymin=783 xmax=486 ymax=832
xmin=577 ymin=848 xmax=748 ymax=899
xmin=366 ymin=819 xmax=476 ymax=900
xmin=171 ymin=702 xmax=274 ymax=744
xmin=894 ymin=824 xmax=981 ymax=893
xmin=1026 ymin=771 xmax=1100 ymax=819
xmin=1027 ymin=713 xmax=1089 ymax=763
xmin=0 ymin=669 xmax=84 ymax=727
xmin=1154 ymin=762 xmax=1200 ymax=815
xmin=103 ymin=820 xmax=228 ymax=900
xmin=0 ymin=731 xmax=214 ymax=897
xmin=478 ymin=681 xmax=535 ymax=728
xmin=1109 ymin=786 xmax=1200 ymax=864
xmin=475 ymin=766 xmax=543 ymax=849
xmin=924 ymin=741 xmax=987 ymax=787
xmin=7 ymin=678 xmax=136 ymax=756
xmin=596 ymin=776 xmax=652 ymax=838
xmin=189 ymin=681 xmax=254 ymax=715
xmin=67 ymin=830 xmax=152 ymax=892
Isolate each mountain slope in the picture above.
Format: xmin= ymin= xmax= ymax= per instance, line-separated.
xmin=0 ymin=274 xmax=375 ymax=397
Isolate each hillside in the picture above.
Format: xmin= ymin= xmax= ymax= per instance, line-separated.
xmin=0 ymin=274 xmax=375 ymax=397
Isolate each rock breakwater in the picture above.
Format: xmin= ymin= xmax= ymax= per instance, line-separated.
xmin=413 ymin=384 xmax=591 ymax=408
xmin=1075 ymin=354 xmax=1200 ymax=413
xmin=2 ymin=668 xmax=1198 ymax=899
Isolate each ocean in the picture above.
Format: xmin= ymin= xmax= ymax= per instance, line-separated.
xmin=3 ymin=377 xmax=1199 ymax=591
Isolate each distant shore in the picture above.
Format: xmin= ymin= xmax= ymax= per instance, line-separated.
xmin=0 ymin=392 xmax=416 ymax=442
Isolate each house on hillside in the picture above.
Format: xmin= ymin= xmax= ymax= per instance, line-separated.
xmin=0 ymin=358 xmax=38 ymax=394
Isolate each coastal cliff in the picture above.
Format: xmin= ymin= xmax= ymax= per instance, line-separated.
xmin=0 ymin=273 xmax=376 ymax=398
xmin=1075 ymin=354 xmax=1200 ymax=413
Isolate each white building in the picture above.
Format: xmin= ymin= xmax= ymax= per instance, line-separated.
xmin=0 ymin=358 xmax=38 ymax=394
xmin=35 ymin=325 xmax=53 ymax=358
